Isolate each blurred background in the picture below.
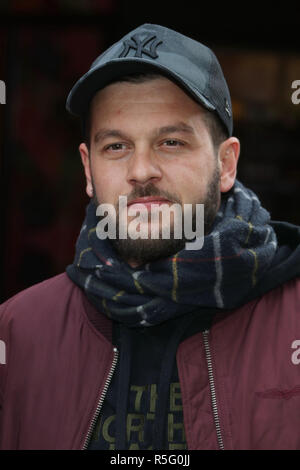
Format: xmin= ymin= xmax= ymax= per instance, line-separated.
xmin=0 ymin=1 xmax=299 ymax=302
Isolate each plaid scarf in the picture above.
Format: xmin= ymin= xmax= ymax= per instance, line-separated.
xmin=66 ymin=180 xmax=277 ymax=327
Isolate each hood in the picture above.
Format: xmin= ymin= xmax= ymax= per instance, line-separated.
xmin=243 ymin=220 xmax=300 ymax=304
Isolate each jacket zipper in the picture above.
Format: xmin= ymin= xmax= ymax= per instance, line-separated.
xmin=202 ymin=330 xmax=224 ymax=450
xmin=82 ymin=347 xmax=119 ymax=450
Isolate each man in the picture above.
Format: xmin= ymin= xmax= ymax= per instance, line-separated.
xmin=1 ymin=24 xmax=300 ymax=450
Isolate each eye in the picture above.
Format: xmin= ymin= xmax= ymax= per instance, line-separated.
xmin=105 ymin=143 xmax=126 ymax=151
xmin=163 ymin=139 xmax=184 ymax=147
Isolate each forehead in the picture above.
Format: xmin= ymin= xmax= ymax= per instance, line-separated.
xmin=89 ymin=76 xmax=206 ymax=121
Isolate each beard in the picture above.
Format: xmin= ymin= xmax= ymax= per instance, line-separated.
xmin=92 ymin=164 xmax=221 ymax=266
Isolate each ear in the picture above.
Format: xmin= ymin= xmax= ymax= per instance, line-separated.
xmin=79 ymin=142 xmax=93 ymax=198
xmin=218 ymin=137 xmax=240 ymax=193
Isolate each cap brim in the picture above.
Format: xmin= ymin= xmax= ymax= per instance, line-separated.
xmin=66 ymin=58 xmax=216 ymax=116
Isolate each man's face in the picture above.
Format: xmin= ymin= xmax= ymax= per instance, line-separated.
xmin=80 ymin=77 xmax=231 ymax=266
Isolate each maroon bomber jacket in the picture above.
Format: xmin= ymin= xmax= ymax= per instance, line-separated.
xmin=0 ymin=273 xmax=300 ymax=449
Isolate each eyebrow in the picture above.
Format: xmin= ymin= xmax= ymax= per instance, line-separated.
xmin=93 ymin=121 xmax=195 ymax=144
xmin=155 ymin=122 xmax=195 ymax=137
xmin=94 ymin=129 xmax=127 ymax=144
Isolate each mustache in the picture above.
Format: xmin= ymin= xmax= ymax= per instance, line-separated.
xmin=124 ymin=184 xmax=182 ymax=206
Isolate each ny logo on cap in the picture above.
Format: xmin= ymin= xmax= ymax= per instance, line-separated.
xmin=119 ymin=34 xmax=162 ymax=59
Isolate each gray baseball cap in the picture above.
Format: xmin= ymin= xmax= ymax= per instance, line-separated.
xmin=66 ymin=23 xmax=233 ymax=136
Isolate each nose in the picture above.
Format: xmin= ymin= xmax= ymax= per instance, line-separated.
xmin=126 ymin=145 xmax=162 ymax=186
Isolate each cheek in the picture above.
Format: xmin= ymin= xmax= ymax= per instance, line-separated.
xmin=91 ymin=161 xmax=124 ymax=204
xmin=168 ymin=162 xmax=210 ymax=203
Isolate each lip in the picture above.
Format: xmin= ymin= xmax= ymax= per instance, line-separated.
xmin=127 ymin=197 xmax=171 ymax=207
